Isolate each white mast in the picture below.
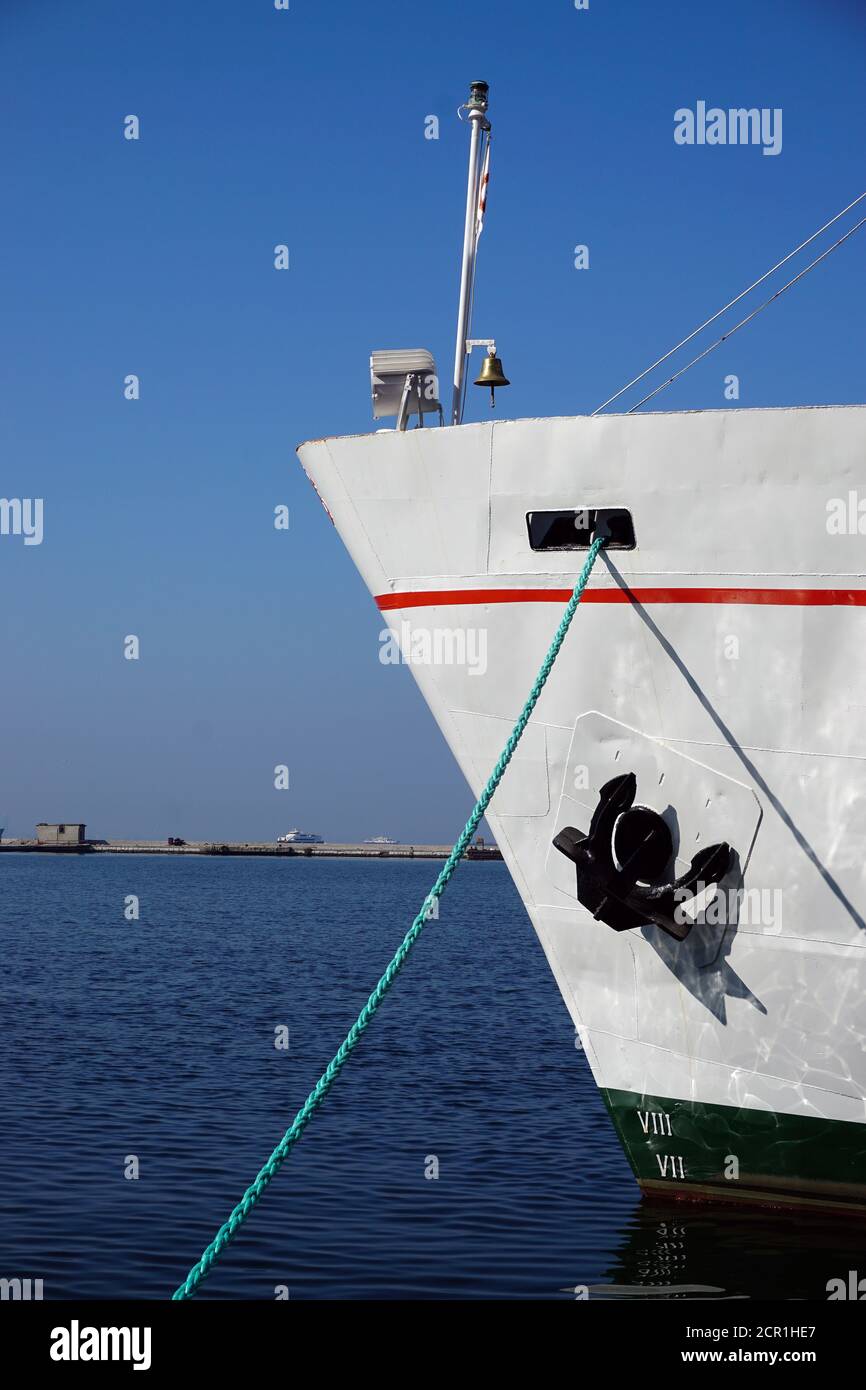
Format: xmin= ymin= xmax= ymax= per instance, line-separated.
xmin=450 ymin=80 xmax=490 ymax=426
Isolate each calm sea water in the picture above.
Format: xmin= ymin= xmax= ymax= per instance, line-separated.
xmin=0 ymin=854 xmax=857 ymax=1300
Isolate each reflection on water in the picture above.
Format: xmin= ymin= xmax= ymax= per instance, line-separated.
xmin=570 ymin=1198 xmax=864 ymax=1301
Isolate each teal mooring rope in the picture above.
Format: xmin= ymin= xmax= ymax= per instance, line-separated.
xmin=171 ymin=536 xmax=605 ymax=1299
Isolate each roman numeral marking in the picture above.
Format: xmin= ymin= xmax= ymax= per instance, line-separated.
xmin=637 ymin=1110 xmax=673 ymax=1136
xmin=655 ymin=1154 xmax=686 ymax=1179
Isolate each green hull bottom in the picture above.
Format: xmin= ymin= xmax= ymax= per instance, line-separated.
xmin=602 ymin=1087 xmax=866 ymax=1215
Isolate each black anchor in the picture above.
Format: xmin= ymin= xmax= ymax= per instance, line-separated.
xmin=553 ymin=772 xmax=733 ymax=942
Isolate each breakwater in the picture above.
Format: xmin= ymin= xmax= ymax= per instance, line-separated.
xmin=0 ymin=839 xmax=502 ymax=860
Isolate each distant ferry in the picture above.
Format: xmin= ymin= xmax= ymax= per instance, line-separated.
xmin=364 ymin=835 xmax=400 ymax=845
xmin=276 ymin=829 xmax=324 ymax=844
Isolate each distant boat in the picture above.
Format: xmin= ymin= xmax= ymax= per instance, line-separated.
xmin=276 ymin=829 xmax=324 ymax=844
xmin=363 ymin=835 xmax=400 ymax=845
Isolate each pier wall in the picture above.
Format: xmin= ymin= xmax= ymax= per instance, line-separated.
xmin=0 ymin=840 xmax=502 ymax=860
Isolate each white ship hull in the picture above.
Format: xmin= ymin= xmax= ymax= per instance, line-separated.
xmin=299 ymin=406 xmax=866 ymax=1212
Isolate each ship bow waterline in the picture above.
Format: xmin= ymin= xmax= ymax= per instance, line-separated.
xmin=298 ymin=406 xmax=866 ymax=1213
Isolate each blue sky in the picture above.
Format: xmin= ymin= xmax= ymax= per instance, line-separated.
xmin=1 ymin=0 xmax=864 ymax=842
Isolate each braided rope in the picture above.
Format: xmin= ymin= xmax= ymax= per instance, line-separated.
xmin=171 ymin=536 xmax=605 ymax=1299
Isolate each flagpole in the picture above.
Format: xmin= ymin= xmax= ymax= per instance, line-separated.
xmin=450 ymin=81 xmax=490 ymax=426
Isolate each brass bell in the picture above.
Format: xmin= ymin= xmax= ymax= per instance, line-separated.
xmin=474 ymin=351 xmax=510 ymax=408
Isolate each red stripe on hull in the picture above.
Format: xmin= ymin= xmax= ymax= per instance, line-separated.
xmin=376 ymin=586 xmax=866 ymax=611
